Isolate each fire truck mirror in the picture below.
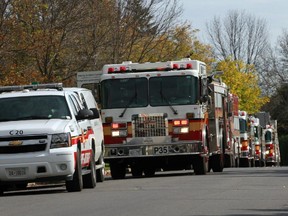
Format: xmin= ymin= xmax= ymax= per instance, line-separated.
xmin=200 ymin=95 xmax=210 ymax=103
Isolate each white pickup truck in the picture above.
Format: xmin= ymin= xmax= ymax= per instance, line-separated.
xmin=0 ymin=83 xmax=104 ymax=194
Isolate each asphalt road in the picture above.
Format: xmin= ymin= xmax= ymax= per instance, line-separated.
xmin=1 ymin=167 xmax=288 ymax=216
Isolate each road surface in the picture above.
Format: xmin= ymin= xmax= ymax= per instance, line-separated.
xmin=1 ymin=167 xmax=288 ymax=216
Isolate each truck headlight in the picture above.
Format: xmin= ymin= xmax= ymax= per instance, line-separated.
xmin=50 ymin=133 xmax=71 ymax=148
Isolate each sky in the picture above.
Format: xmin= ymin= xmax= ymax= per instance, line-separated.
xmin=179 ymin=0 xmax=288 ymax=45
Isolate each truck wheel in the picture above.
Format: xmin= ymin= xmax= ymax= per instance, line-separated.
xmin=255 ymin=160 xmax=260 ymax=167
xmin=110 ymin=162 xmax=126 ymax=179
xmin=239 ymin=158 xmax=250 ymax=167
xmin=15 ymin=183 xmax=28 ymax=190
xmin=0 ymin=187 xmax=4 ymax=196
xmin=211 ymin=154 xmax=224 ymax=172
xmin=131 ymin=166 xmax=143 ymax=177
xmin=96 ymin=153 xmax=105 ymax=182
xmin=224 ymin=154 xmax=232 ymax=168
xmin=250 ymin=159 xmax=255 ymax=167
xmin=193 ymin=156 xmax=207 ymax=175
xmin=66 ymin=149 xmax=83 ymax=192
xmin=144 ymin=168 xmax=156 ymax=177
xmin=83 ymin=150 xmax=97 ymax=188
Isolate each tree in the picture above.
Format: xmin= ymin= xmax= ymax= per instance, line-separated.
xmin=261 ymin=83 xmax=288 ymax=135
xmin=0 ymin=0 xmax=197 ymax=85
xmin=206 ymin=10 xmax=269 ymax=66
xmin=216 ymin=58 xmax=269 ymax=114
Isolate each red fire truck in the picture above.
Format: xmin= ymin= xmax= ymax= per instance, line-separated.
xmin=98 ymin=59 xmax=231 ymax=179
xmin=226 ymin=93 xmax=240 ymax=167
xmin=238 ymin=110 xmax=254 ymax=167
xmin=249 ymin=116 xmax=264 ymax=167
xmin=263 ymin=121 xmax=281 ymax=166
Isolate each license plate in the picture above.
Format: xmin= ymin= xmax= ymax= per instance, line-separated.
xmin=7 ymin=168 xmax=26 ymax=177
xmin=129 ymin=149 xmax=142 ymax=156
xmin=154 ymin=146 xmax=169 ymax=154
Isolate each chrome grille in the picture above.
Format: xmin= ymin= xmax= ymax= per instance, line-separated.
xmin=0 ymin=144 xmax=47 ymax=154
xmin=133 ymin=114 xmax=168 ymax=137
xmin=0 ymin=135 xmax=48 ymax=154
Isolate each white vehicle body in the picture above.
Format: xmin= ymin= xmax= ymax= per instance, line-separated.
xmin=249 ymin=117 xmax=264 ymax=167
xmin=99 ymin=59 xmax=229 ymax=179
xmin=0 ymin=84 xmax=104 ymax=194
xmin=263 ymin=120 xmax=281 ymax=166
xmin=238 ymin=110 xmax=253 ymax=167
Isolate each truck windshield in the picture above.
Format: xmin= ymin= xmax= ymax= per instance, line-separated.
xmin=0 ymin=96 xmax=71 ymax=122
xmin=101 ymin=78 xmax=148 ymax=109
xmin=265 ymin=131 xmax=272 ymax=142
xmin=239 ymin=119 xmax=248 ymax=133
xmin=149 ymin=75 xmax=198 ymax=106
xmin=101 ymin=75 xmax=198 ymax=109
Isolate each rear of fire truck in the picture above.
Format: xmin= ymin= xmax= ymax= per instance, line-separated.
xmin=100 ymin=59 xmax=224 ymax=179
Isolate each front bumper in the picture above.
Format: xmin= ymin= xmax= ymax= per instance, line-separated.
xmin=0 ymin=147 xmax=75 ymax=183
xmin=104 ymin=140 xmax=203 ymax=159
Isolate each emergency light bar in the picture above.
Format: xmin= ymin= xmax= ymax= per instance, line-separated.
xmin=102 ymin=58 xmax=200 ymax=74
xmin=0 ymin=83 xmax=63 ymax=93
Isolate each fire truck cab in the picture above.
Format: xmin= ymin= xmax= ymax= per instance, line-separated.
xmin=249 ymin=116 xmax=264 ymax=167
xmin=263 ymin=121 xmax=281 ymax=167
xmin=99 ymin=59 xmax=228 ymax=179
xmin=239 ymin=110 xmax=253 ymax=167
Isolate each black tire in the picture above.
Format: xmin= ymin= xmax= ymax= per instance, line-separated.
xmin=193 ymin=156 xmax=207 ymax=175
xmin=250 ymin=159 xmax=255 ymax=167
xmin=83 ymin=150 xmax=97 ymax=188
xmin=110 ymin=162 xmax=126 ymax=179
xmin=15 ymin=183 xmax=28 ymax=190
xmin=0 ymin=187 xmax=4 ymax=196
xmin=211 ymin=154 xmax=224 ymax=172
xmin=96 ymin=153 xmax=105 ymax=182
xmin=131 ymin=166 xmax=143 ymax=178
xmin=143 ymin=168 xmax=156 ymax=177
xmin=255 ymin=160 xmax=260 ymax=167
xmin=224 ymin=154 xmax=232 ymax=168
xmin=239 ymin=158 xmax=250 ymax=167
xmin=66 ymin=149 xmax=83 ymax=192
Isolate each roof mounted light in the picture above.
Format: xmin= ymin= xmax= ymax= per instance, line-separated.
xmin=0 ymin=83 xmax=63 ymax=93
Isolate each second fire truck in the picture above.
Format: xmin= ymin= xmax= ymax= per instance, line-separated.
xmin=99 ymin=59 xmax=231 ymax=179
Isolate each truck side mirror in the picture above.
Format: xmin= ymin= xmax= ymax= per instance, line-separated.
xmin=76 ymin=109 xmax=94 ymax=120
xmin=200 ymin=95 xmax=210 ymax=103
xmin=90 ymin=108 xmax=100 ymax=119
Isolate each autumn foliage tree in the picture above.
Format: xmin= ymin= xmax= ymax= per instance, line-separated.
xmin=1 ymin=0 xmax=212 ymax=85
xmin=216 ymin=58 xmax=269 ymax=114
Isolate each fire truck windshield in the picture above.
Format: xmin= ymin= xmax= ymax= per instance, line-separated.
xmin=101 ymin=78 xmax=148 ymax=109
xmin=101 ymin=75 xmax=198 ymax=109
xmin=149 ymin=75 xmax=198 ymax=106
xmin=239 ymin=119 xmax=248 ymax=133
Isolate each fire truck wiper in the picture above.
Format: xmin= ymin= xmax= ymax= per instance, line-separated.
xmin=119 ymin=92 xmax=137 ymax=118
xmin=160 ymin=90 xmax=178 ymax=115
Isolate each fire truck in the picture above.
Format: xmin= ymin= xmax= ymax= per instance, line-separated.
xmin=238 ymin=110 xmax=254 ymax=167
xmin=249 ymin=116 xmax=264 ymax=167
xmin=263 ymin=120 xmax=281 ymax=166
xmin=98 ymin=59 xmax=230 ymax=179
xmin=226 ymin=94 xmax=240 ymax=167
